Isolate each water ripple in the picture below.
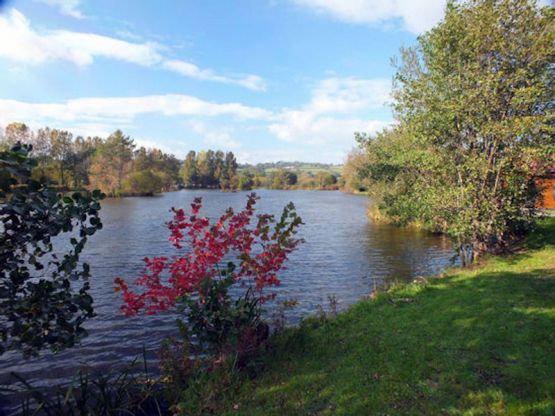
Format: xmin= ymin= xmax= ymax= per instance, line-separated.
xmin=0 ymin=190 xmax=456 ymax=404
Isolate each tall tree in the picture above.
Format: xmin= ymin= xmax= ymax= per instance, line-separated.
xmin=223 ymin=151 xmax=238 ymax=189
xmin=133 ymin=146 xmax=151 ymax=172
xmin=72 ymin=136 xmax=96 ymax=188
xmin=161 ymin=152 xmax=182 ymax=189
xmin=197 ymin=150 xmax=217 ymax=187
xmin=362 ymin=0 xmax=554 ymax=263
xmin=89 ymin=130 xmax=135 ymax=196
xmin=2 ymin=122 xmax=32 ymax=147
xmin=181 ymin=150 xmax=198 ymax=187
xmin=49 ymin=129 xmax=74 ymax=188
xmin=30 ymin=127 xmax=53 ymax=180
xmin=214 ymin=150 xmax=225 ymax=184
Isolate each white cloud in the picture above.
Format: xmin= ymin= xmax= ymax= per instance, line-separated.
xmin=0 ymin=9 xmax=265 ymax=90
xmin=134 ymin=138 xmax=177 ymax=155
xmin=0 ymin=9 xmax=163 ymax=66
xmin=115 ymin=30 xmax=144 ymax=42
xmin=164 ymin=60 xmax=266 ymax=91
xmin=50 ymin=31 xmax=164 ymax=66
xmin=310 ymin=77 xmax=391 ymax=114
xmin=0 ymin=74 xmax=391 ymax=163
xmin=0 ymin=95 xmax=272 ymax=130
xmin=269 ymin=77 xmax=391 ymax=145
xmin=270 ymin=115 xmax=389 ymax=144
xmin=292 ymin=0 xmax=446 ymax=33
xmin=189 ymin=120 xmax=242 ymax=149
xmin=67 ymin=122 xmax=120 ymax=138
xmin=35 ymin=0 xmax=85 ymax=19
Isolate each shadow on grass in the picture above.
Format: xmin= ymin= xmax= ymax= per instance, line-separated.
xmin=233 ymin=266 xmax=555 ymax=415
xmin=525 ymin=218 xmax=555 ymax=250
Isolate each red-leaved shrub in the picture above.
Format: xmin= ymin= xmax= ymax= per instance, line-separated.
xmin=115 ymin=193 xmax=303 ymax=353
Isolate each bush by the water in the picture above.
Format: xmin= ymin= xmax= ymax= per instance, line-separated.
xmin=351 ymin=0 xmax=554 ymax=263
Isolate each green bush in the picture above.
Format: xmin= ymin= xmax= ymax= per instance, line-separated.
xmin=122 ymin=169 xmax=163 ymax=196
xmin=0 ymin=143 xmax=104 ymax=356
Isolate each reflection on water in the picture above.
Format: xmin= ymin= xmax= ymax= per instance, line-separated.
xmin=0 ymin=190 xmax=455 ymax=403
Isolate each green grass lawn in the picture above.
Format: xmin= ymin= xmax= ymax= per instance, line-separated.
xmin=179 ymin=218 xmax=555 ymax=415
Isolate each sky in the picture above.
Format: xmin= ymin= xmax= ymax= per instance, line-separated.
xmin=0 ymin=0 xmax=461 ymax=163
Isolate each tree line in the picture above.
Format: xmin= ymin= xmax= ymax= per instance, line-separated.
xmin=181 ymin=150 xmax=239 ymax=190
xmin=180 ymin=152 xmax=341 ymax=191
xmin=0 ymin=121 xmax=345 ymax=196
xmin=0 ymin=123 xmax=181 ymax=197
xmin=343 ymin=0 xmax=554 ymax=263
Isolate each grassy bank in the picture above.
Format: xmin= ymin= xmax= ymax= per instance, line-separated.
xmin=180 ymin=218 xmax=555 ymax=415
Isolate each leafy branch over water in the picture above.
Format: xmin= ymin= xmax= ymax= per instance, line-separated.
xmin=0 ymin=143 xmax=105 ymax=356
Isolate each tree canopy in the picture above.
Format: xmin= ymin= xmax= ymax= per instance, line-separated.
xmin=356 ymin=0 xmax=554 ymax=263
xmin=180 ymin=149 xmax=239 ymax=190
xmin=0 ymin=123 xmax=344 ymax=194
xmin=0 ymin=125 xmax=183 ymax=197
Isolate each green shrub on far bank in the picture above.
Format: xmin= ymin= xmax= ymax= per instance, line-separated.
xmin=122 ymin=169 xmax=164 ymax=196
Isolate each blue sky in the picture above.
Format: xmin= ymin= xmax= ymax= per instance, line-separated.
xmin=0 ymin=0 xmax=452 ymax=163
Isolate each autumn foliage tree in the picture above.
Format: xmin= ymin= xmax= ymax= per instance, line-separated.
xmin=115 ymin=193 xmax=303 ymax=352
xmin=341 ymin=147 xmax=369 ymax=192
xmin=89 ymin=130 xmax=135 ymax=196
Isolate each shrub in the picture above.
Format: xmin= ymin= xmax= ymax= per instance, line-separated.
xmin=115 ymin=193 xmax=303 ymax=357
xmin=122 ymin=169 xmax=163 ymax=195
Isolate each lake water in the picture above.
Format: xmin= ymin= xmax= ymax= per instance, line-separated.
xmin=0 ymin=190 xmax=455 ymax=408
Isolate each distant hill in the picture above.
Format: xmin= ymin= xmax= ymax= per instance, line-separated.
xmin=238 ymin=161 xmax=342 ymax=175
